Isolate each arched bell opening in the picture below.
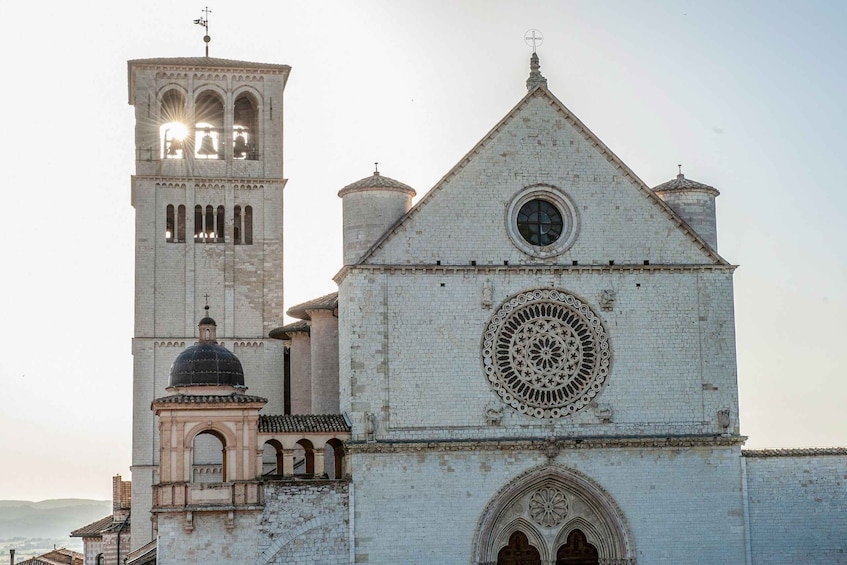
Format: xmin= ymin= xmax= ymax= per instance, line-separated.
xmin=194 ymin=91 xmax=224 ymax=160
xmin=192 ymin=429 xmax=227 ymax=483
xmin=233 ymin=93 xmax=259 ymax=160
xmin=159 ymin=89 xmax=187 ymax=159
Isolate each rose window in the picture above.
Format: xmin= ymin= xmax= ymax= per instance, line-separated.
xmin=529 ymin=486 xmax=569 ymax=527
xmin=482 ymin=289 xmax=611 ymax=418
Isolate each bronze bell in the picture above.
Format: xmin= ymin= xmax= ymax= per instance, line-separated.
xmin=198 ymin=131 xmax=217 ymax=155
xmin=167 ymin=137 xmax=183 ymax=156
xmin=233 ymin=133 xmax=248 ymax=158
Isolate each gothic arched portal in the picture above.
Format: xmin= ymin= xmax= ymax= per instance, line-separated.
xmin=473 ymin=466 xmax=635 ymax=565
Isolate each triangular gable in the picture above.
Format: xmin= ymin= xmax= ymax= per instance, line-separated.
xmin=357 ymin=85 xmax=728 ymax=266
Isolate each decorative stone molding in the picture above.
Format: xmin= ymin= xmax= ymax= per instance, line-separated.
xmin=529 ymin=486 xmax=568 ymax=527
xmin=482 ymin=280 xmax=493 ymax=309
xmin=484 ymin=400 xmax=503 ymax=425
xmin=717 ymin=409 xmax=730 ymax=429
xmin=483 ymin=289 xmax=611 ymax=418
xmin=598 ymin=290 xmax=616 ymax=311
xmin=346 ymin=434 xmax=746 ymax=455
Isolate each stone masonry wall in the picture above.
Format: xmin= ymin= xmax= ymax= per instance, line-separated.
xmin=257 ymin=482 xmax=350 ymax=565
xmin=744 ymin=451 xmax=847 ymax=564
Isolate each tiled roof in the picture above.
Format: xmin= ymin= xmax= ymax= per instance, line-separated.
xmin=338 ymin=171 xmax=415 ymax=196
xmin=652 ymin=173 xmax=719 ymax=195
xmin=259 ymin=414 xmax=350 ymax=433
xmin=269 ymin=319 xmax=310 ymax=340
xmin=742 ymin=447 xmax=847 ymax=458
xmin=287 ymin=292 xmax=338 ymax=321
xmin=70 ymin=515 xmax=113 ymax=537
xmin=128 ymin=57 xmax=290 ymax=71
xmin=126 ymin=540 xmax=157 ymax=565
xmin=152 ymin=393 xmax=268 ymax=405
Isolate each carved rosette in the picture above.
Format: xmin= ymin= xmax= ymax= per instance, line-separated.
xmin=529 ymin=486 xmax=568 ymax=527
xmin=482 ymin=289 xmax=611 ymax=418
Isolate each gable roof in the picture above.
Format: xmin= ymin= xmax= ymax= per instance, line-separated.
xmin=356 ymin=85 xmax=728 ymax=266
xmin=70 ymin=515 xmax=113 ymax=538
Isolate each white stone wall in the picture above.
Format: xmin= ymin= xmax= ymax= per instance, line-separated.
xmin=655 ymin=191 xmax=718 ymax=251
xmin=339 ymin=267 xmax=738 ymax=440
xmin=351 ymin=446 xmax=746 ymax=564
xmin=365 ymin=93 xmax=717 ymax=268
xmin=157 ymin=511 xmax=262 ymax=565
xmin=745 ymin=452 xmax=847 ymax=564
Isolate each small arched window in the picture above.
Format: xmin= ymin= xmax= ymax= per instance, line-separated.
xmin=233 ymin=205 xmax=242 ymax=244
xmin=194 ymin=205 xmax=203 ymax=241
xmin=205 ymin=205 xmax=215 ymax=240
xmin=216 ymin=205 xmax=226 ymax=243
xmin=244 ymin=205 xmax=253 ymax=245
xmin=177 ymin=205 xmax=186 ymax=242
xmin=192 ymin=430 xmax=226 ymax=483
xmin=166 ymin=205 xmax=175 ymax=242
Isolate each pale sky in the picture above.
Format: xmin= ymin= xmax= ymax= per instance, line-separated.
xmin=0 ymin=0 xmax=845 ymax=501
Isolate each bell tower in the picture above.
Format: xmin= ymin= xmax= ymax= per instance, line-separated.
xmin=127 ymin=56 xmax=290 ymax=548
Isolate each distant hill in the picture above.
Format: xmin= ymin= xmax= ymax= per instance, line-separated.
xmin=0 ymin=499 xmax=110 ymax=539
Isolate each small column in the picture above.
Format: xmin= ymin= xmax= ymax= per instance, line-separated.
xmin=282 ymin=448 xmax=295 ymax=476
xmin=313 ymin=448 xmax=326 ymax=477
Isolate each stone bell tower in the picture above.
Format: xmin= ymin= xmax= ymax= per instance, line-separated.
xmin=127 ymin=56 xmax=290 ymax=548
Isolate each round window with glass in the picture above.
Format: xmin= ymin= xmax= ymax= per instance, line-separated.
xmin=506 ymin=187 xmax=578 ymax=258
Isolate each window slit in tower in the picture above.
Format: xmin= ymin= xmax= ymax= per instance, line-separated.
xmin=194 ymin=205 xmax=203 ymax=242
xmin=244 ymin=205 xmax=253 ymax=245
xmin=233 ymin=205 xmax=242 ymax=245
xmin=177 ymin=205 xmax=186 ymax=243
xmin=216 ymin=205 xmax=225 ymax=243
xmin=205 ymin=206 xmax=215 ymax=240
xmin=166 ymin=204 xmax=175 ymax=242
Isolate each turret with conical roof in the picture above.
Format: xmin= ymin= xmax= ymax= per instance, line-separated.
xmin=653 ymin=167 xmax=721 ymax=250
xmin=337 ymin=166 xmax=416 ymax=265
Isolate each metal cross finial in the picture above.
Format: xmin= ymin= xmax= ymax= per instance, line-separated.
xmin=678 ymin=164 xmax=683 ymax=175
xmin=524 ymin=29 xmax=544 ymax=53
xmin=203 ymin=293 xmax=210 ymax=311
xmin=194 ymin=7 xmax=212 ymax=57
xmin=374 ymin=162 xmax=379 ymax=174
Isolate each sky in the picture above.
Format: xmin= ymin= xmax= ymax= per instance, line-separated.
xmin=0 ymin=0 xmax=845 ymax=501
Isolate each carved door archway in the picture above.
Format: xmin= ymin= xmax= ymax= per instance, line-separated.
xmin=556 ymin=529 xmax=599 ymax=565
xmin=498 ymin=531 xmax=542 ymax=565
xmin=473 ymin=466 xmax=635 ymax=564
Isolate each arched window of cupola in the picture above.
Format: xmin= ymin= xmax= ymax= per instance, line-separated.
xmin=194 ymin=91 xmax=224 ymax=159
xmin=192 ymin=430 xmax=226 ymax=483
xmin=233 ymin=93 xmax=259 ymax=160
xmin=159 ymin=89 xmax=187 ymax=159
xmin=497 ymin=531 xmax=541 ymax=565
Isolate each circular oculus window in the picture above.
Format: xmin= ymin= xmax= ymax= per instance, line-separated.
xmin=506 ymin=187 xmax=578 ymax=258
xmin=482 ymin=289 xmax=611 ymax=419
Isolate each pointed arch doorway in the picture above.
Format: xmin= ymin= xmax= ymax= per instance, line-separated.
xmin=474 ymin=466 xmax=634 ymax=565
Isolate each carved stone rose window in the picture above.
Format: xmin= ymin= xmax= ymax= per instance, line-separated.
xmin=482 ymin=289 xmax=611 ymax=418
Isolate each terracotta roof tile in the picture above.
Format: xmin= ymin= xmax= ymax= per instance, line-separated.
xmin=259 ymin=414 xmax=350 ymax=433
xmin=128 ymin=57 xmax=290 ymax=71
xmin=269 ymin=319 xmax=310 ymax=340
xmin=70 ymin=515 xmax=113 ymax=537
xmin=287 ymin=292 xmax=338 ymax=321
xmin=152 ymin=393 xmax=268 ymax=405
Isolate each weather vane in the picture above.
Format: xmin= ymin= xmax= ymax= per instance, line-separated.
xmin=524 ymin=29 xmax=544 ymax=54
xmin=194 ymin=6 xmax=212 ymax=57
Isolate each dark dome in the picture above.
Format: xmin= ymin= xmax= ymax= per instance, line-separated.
xmin=169 ymin=342 xmax=245 ymax=388
xmin=198 ymin=316 xmax=217 ymax=326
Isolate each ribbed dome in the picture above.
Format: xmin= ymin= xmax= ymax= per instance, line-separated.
xmin=169 ymin=343 xmax=245 ymax=388
xmin=168 ymin=315 xmax=245 ymax=388
xmin=337 ymin=171 xmax=415 ymax=196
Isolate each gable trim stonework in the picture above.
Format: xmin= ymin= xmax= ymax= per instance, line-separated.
xmin=354 ymin=85 xmax=728 ymax=268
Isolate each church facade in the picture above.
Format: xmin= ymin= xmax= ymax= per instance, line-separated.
xmin=100 ymin=51 xmax=846 ymax=565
